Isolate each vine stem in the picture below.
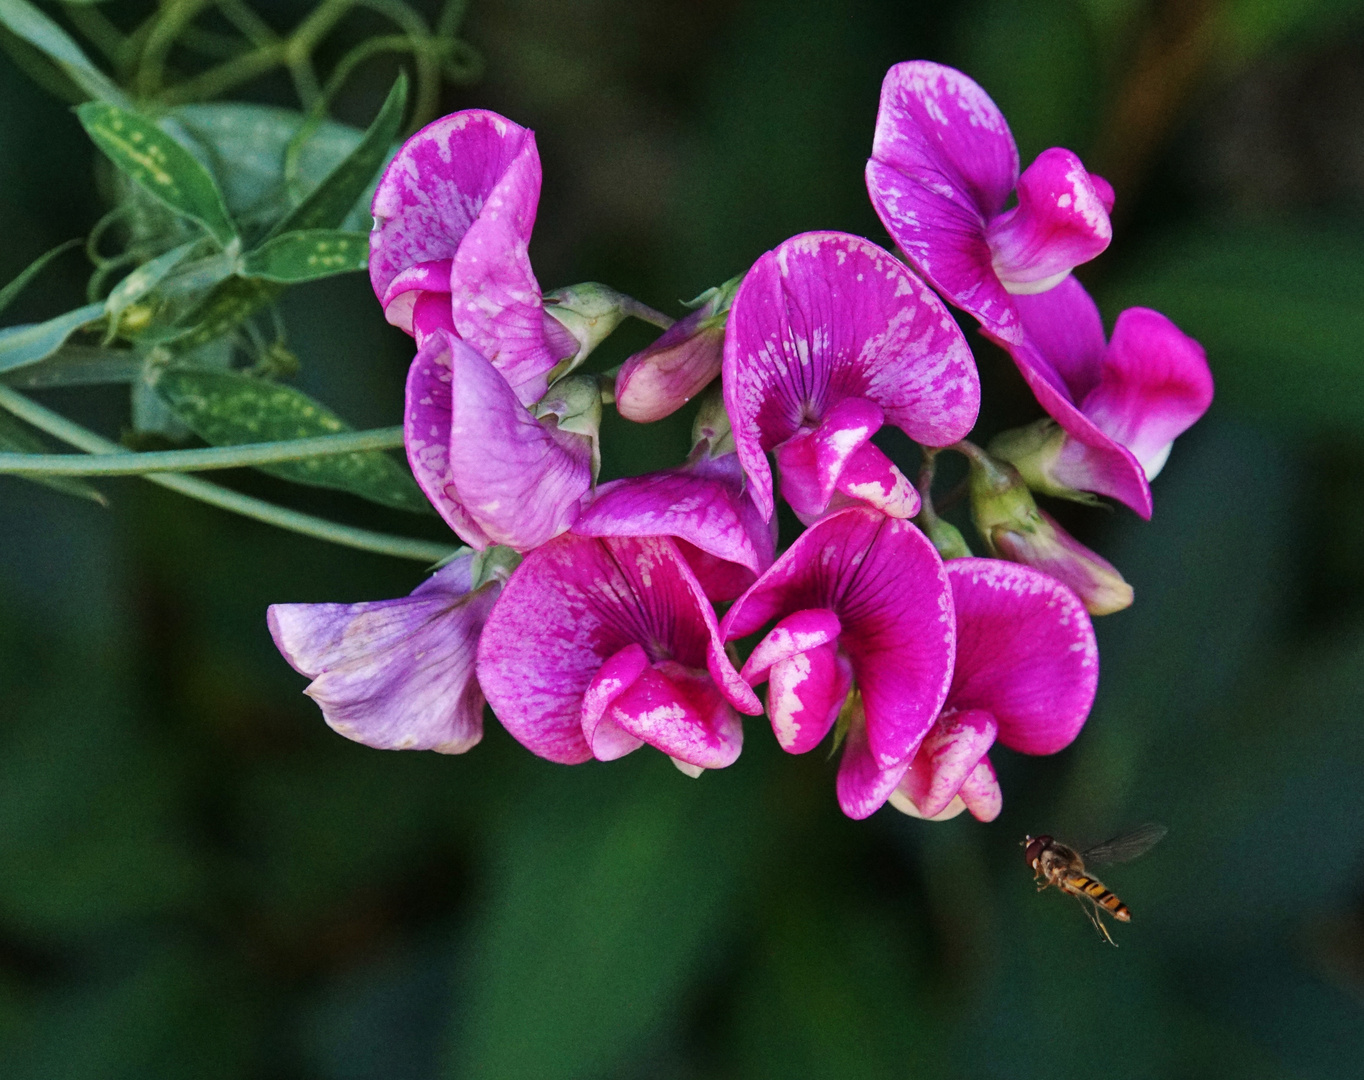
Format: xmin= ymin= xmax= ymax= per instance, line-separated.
xmin=0 ymin=386 xmax=454 ymax=563
xmin=620 ymin=297 xmax=675 ymax=331
xmin=0 ymin=426 xmax=404 ymax=475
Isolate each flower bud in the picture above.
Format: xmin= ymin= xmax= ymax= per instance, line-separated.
xmin=989 ymin=419 xmax=1100 ymax=506
xmin=615 ymin=276 xmax=740 ymax=423
xmin=542 ymin=282 xmax=632 ymax=380
xmin=967 ymin=447 xmax=1133 ymax=615
xmin=690 ymin=383 xmax=736 ymax=458
xmin=918 ymin=513 xmax=972 ymax=561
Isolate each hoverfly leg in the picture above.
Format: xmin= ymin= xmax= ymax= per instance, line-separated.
xmin=1074 ymin=895 xmax=1117 ymax=947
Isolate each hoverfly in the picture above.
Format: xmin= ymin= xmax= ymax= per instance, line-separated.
xmin=1023 ymin=824 xmax=1167 ymax=946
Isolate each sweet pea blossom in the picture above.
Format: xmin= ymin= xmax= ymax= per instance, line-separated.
xmin=476 ymin=534 xmax=762 ymax=773
xmin=404 ymin=330 xmax=595 ymax=551
xmin=987 ymin=277 xmax=1214 ymax=518
xmin=720 ymin=506 xmax=956 ymax=818
xmin=889 ymin=559 xmax=1098 ymax=822
xmin=866 ymin=61 xmax=1114 ymax=344
xmin=369 ymin=109 xmax=575 ymax=405
xmin=573 ymin=393 xmax=775 ymax=601
xmin=723 ymin=231 xmax=979 ymax=524
xmin=268 ymin=551 xmax=507 ymax=754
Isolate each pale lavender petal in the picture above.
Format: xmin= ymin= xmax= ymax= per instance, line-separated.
xmin=581 ymin=642 xmax=649 ymax=760
xmin=986 ymin=148 xmax=1112 ymax=295
xmin=477 ymin=534 xmax=756 ymax=764
xmin=450 ymin=138 xmax=565 ymax=405
xmin=608 ymin=661 xmax=743 ymax=769
xmin=724 ymin=232 xmax=979 ymax=518
xmin=403 ymin=333 xmax=491 ymax=547
xmin=723 ymin=507 xmax=955 ymax=770
xmin=866 ymin=61 xmax=1021 ymax=341
xmin=1080 ymin=308 xmax=1213 ymax=479
xmin=945 ymin=558 xmax=1097 ymax=755
xmin=267 ymin=556 xmax=496 ymax=754
xmin=957 ymin=756 xmax=1003 ymax=822
xmin=446 ymin=336 xmax=590 ymax=551
xmin=835 ymin=706 xmax=911 ymax=820
xmin=370 ymin=110 xmax=531 ymax=307
xmin=740 ymin=608 xmax=843 ymax=683
xmin=893 ymin=708 xmax=997 ymax=818
xmin=615 ymin=308 xmax=726 ymax=423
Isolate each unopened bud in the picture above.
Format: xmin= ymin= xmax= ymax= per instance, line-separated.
xmin=966 ymin=445 xmax=1132 ymax=615
xmin=918 ymin=513 xmax=972 ymax=560
xmin=615 ymin=276 xmax=740 ymax=423
xmin=989 ymin=419 xmax=1099 ymax=505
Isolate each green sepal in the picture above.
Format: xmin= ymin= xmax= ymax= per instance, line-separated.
xmin=103 ymin=240 xmax=200 ymax=342
xmin=77 ymin=102 xmax=238 ymax=248
xmin=240 ymin=231 xmax=369 ymax=283
xmin=152 ymin=368 xmax=429 ymax=513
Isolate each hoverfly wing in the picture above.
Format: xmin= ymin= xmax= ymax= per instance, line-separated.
xmin=1081 ymin=823 xmax=1168 ymax=866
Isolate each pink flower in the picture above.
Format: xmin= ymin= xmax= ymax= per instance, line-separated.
xmin=405 ymin=330 xmax=593 ymax=550
xmin=889 ymin=559 xmax=1098 ymax=821
xmin=720 ymin=506 xmax=956 ymax=818
xmin=369 ymin=110 xmax=576 ymax=405
xmin=866 ymin=61 xmax=1113 ymax=344
xmin=267 ymin=552 xmax=504 ymax=754
xmin=989 ymin=277 xmax=1213 ymax=518
xmin=476 ymin=534 xmax=762 ymax=772
xmin=723 ymin=231 xmax=979 ymax=524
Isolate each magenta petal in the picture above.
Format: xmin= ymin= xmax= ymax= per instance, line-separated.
xmin=572 ymin=452 xmax=774 ymax=601
xmin=725 ymin=232 xmax=979 ymax=519
xmin=381 ymin=259 xmax=452 ymax=336
xmin=609 ymin=661 xmax=744 ymax=769
xmin=723 ymin=507 xmax=955 ymax=770
xmin=370 ymin=110 xmax=531 ymax=311
xmin=895 ymin=708 xmax=997 ymax=818
xmin=477 ymin=534 xmax=756 ymax=765
xmin=766 ymin=642 xmax=852 ymax=755
xmin=740 ymin=608 xmax=843 ymax=683
xmin=957 ymin=756 xmax=1003 ymax=821
xmin=581 ymin=643 xmax=649 ymax=760
xmin=403 ymin=334 xmax=491 ymax=547
xmin=267 ymin=556 xmax=497 ymax=753
xmin=1081 ymin=308 xmax=1213 ymax=479
xmin=985 ymin=148 xmax=1112 ymax=295
xmin=833 ymin=440 xmax=921 ymax=519
xmin=446 ymin=335 xmax=590 ymax=551
xmin=945 ymin=558 xmax=1098 ymax=755
xmin=866 ymin=61 xmax=1022 ymax=341
xmin=835 ymin=708 xmax=911 ymax=820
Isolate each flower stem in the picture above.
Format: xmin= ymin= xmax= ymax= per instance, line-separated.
xmin=0 ymin=386 xmax=453 ymax=563
xmin=0 ymin=426 xmax=404 ymax=475
xmin=620 ymin=297 xmax=675 ymax=331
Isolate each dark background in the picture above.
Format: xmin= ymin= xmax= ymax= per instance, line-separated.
xmin=2 ymin=1 xmax=1363 ymax=1076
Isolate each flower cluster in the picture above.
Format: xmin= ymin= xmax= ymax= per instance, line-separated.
xmin=269 ymin=61 xmax=1212 ymax=822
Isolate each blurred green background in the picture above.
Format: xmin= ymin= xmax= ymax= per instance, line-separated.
xmin=3 ymin=0 xmax=1364 ymax=1076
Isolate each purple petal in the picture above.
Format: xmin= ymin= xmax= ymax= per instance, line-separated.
xmin=866 ymin=61 xmax=1022 ymax=341
xmin=476 ymin=534 xmax=757 ymax=765
xmin=449 ymin=137 xmax=568 ymax=405
xmin=893 ymin=707 xmax=997 ymax=818
xmin=985 ymin=148 xmax=1112 ymax=294
xmin=446 ymin=335 xmax=591 ymax=550
xmin=723 ymin=507 xmax=955 ymax=770
xmin=724 ymin=232 xmax=979 ymax=519
xmin=267 ymin=556 xmax=497 ymax=753
xmin=1080 ymin=308 xmax=1213 ymax=479
xmin=608 ymin=661 xmax=744 ymax=769
xmin=945 ymin=558 xmax=1098 ymax=755
xmin=741 ymin=607 xmax=853 ymax=756
xmin=572 ymin=452 xmax=774 ymax=601
xmin=832 ymin=441 xmax=921 ymax=519
xmin=615 ymin=309 xmax=726 ymax=423
xmin=370 ymin=110 xmax=531 ymax=312
xmin=403 ymin=334 xmax=491 ymax=547
xmin=835 ymin=703 xmax=911 ymax=819
xmin=581 ymin=643 xmax=649 ymax=760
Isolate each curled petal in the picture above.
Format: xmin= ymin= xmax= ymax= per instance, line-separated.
xmin=446 ymin=334 xmax=591 ymax=550
xmin=723 ymin=507 xmax=955 ymax=770
xmin=608 ymin=661 xmax=744 ymax=769
xmin=893 ymin=708 xmax=997 ymax=818
xmin=740 ymin=608 xmax=842 ymax=683
xmin=370 ymin=110 xmax=531 ymax=312
xmin=835 ymin=698 xmax=911 ymax=820
xmin=832 ymin=440 xmax=921 ymax=520
xmin=986 ymin=148 xmax=1112 ymax=295
xmin=766 ymin=642 xmax=852 ymax=755
xmin=477 ymin=534 xmax=757 ymax=765
xmin=724 ymin=231 xmax=979 ymax=519
xmin=957 ymin=756 xmax=1003 ymax=822
xmin=403 ymin=334 xmax=491 ymax=547
xmin=381 ymin=259 xmax=452 ymax=337
xmin=268 ymin=556 xmax=497 ymax=754
xmin=946 ymin=558 xmax=1098 ymax=754
xmin=581 ymin=643 xmax=649 ymax=760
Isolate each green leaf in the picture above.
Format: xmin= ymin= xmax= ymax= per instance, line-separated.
xmin=0 ymin=411 xmax=104 ymax=504
xmin=0 ymin=0 xmax=127 ymax=105
xmin=0 ymin=303 xmax=104 ymax=374
xmin=77 ymin=102 xmax=238 ymax=248
xmin=239 ymin=230 xmax=368 ymax=283
xmin=0 ymin=239 xmax=80 ymax=318
xmin=153 ymin=368 xmax=429 ymax=512
xmin=1100 ymin=223 xmax=1364 ymax=433
xmin=267 ymin=72 xmax=407 ymax=238
xmin=102 ymin=240 xmax=199 ymax=338
xmin=164 ymin=277 xmax=280 ymax=351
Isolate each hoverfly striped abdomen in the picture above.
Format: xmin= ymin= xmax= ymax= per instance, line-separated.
xmin=1064 ymin=874 xmax=1131 ymax=922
